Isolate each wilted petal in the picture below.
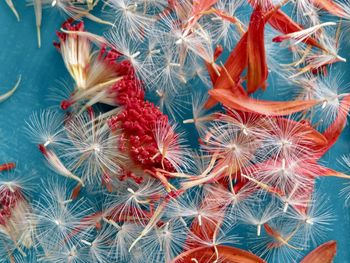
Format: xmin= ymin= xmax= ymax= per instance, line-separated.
xmin=247 ymin=5 xmax=269 ymax=94
xmin=171 ymin=245 xmax=266 ymax=263
xmin=192 ymin=0 xmax=219 ymax=16
xmin=205 ymin=33 xmax=248 ymax=108
xmin=209 ymin=88 xmax=320 ymax=116
xmin=300 ymin=240 xmax=337 ymax=263
xmin=312 ymin=0 xmax=348 ymax=18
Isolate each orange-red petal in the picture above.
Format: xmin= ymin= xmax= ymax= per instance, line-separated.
xmin=209 ymin=88 xmax=320 ymax=116
xmin=300 ymin=240 xmax=337 ymax=263
xmin=312 ymin=0 xmax=348 ymax=18
xmin=247 ymin=5 xmax=269 ymax=94
xmin=205 ymin=33 xmax=248 ymax=108
xmin=216 ymin=33 xmax=248 ymax=90
xmin=171 ymin=245 xmax=266 ymax=263
xmin=191 ymin=0 xmax=218 ymax=16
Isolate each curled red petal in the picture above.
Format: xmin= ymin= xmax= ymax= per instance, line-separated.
xmin=0 ymin=162 xmax=16 ymax=172
xmin=312 ymin=0 xmax=348 ymax=18
xmin=247 ymin=5 xmax=269 ymax=94
xmin=191 ymin=0 xmax=218 ymax=16
xmin=215 ymin=33 xmax=248 ymax=90
xmin=171 ymin=245 xmax=266 ymax=263
xmin=205 ymin=33 xmax=248 ymax=108
xmin=300 ymin=240 xmax=337 ymax=263
xmin=313 ymin=164 xmax=350 ymax=179
xmin=209 ymin=88 xmax=320 ymax=116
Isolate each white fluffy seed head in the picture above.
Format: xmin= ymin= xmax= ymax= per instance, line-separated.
xmin=165 ymin=188 xmax=222 ymax=225
xmin=256 ymin=116 xmax=320 ymax=162
xmin=105 ymin=28 xmax=154 ymax=85
xmin=104 ymin=0 xmax=157 ymax=40
xmin=249 ymin=217 xmax=304 ymax=263
xmin=202 ymin=122 xmax=258 ymax=176
xmin=25 ymin=109 xmax=65 ymax=147
xmin=141 ymin=219 xmax=189 ymax=262
xmin=59 ymin=113 xmax=125 ymax=186
xmin=31 ymin=179 xmax=94 ymax=250
xmin=285 ymin=193 xmax=335 ymax=247
xmin=103 ymin=179 xmax=165 ymax=225
xmin=151 ymin=86 xmax=190 ymax=120
xmin=204 ymin=0 xmax=244 ymax=50
xmin=185 ymin=91 xmax=214 ymax=137
xmin=312 ymin=72 xmax=350 ymax=127
xmin=238 ymin=197 xmax=282 ymax=228
xmin=153 ymin=120 xmax=193 ymax=172
xmin=339 ymin=155 xmax=350 ymax=205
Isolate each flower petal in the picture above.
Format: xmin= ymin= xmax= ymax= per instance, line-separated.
xmin=300 ymin=240 xmax=337 ymax=263
xmin=205 ymin=33 xmax=248 ymax=108
xmin=215 ymin=33 xmax=248 ymax=90
xmin=312 ymin=0 xmax=348 ymax=18
xmin=209 ymin=88 xmax=320 ymax=116
xmin=314 ymin=164 xmax=350 ymax=179
xmin=171 ymin=245 xmax=266 ymax=263
xmin=192 ymin=0 xmax=218 ymax=15
xmin=247 ymin=5 xmax=269 ymax=94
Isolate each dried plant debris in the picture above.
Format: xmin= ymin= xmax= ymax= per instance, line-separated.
xmin=0 ymin=76 xmax=21 ymax=103
xmin=5 ymin=0 xmax=20 ymax=21
xmin=3 ymin=0 xmax=350 ymax=262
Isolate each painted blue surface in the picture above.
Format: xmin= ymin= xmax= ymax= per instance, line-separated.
xmin=0 ymin=2 xmax=349 ymax=262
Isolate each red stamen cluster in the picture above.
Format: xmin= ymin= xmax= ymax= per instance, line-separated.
xmin=98 ymin=46 xmax=178 ymax=174
xmin=53 ymin=19 xmax=84 ymax=50
xmin=108 ymin=71 xmax=176 ymax=173
xmin=0 ymin=187 xmax=24 ymax=225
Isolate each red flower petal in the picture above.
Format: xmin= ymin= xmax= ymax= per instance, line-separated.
xmin=247 ymin=5 xmax=269 ymax=94
xmin=205 ymin=33 xmax=248 ymax=108
xmin=292 ymin=119 xmax=327 ymax=147
xmin=313 ymin=164 xmax=350 ymax=179
xmin=191 ymin=0 xmax=218 ymax=16
xmin=312 ymin=0 xmax=348 ymax=18
xmin=171 ymin=245 xmax=266 ymax=263
xmin=300 ymin=240 xmax=337 ymax=263
xmin=215 ymin=33 xmax=248 ymax=90
xmin=0 ymin=162 xmax=15 ymax=172
xmin=208 ymin=88 xmax=320 ymax=116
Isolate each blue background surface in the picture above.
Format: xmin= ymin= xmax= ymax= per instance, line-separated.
xmin=0 ymin=2 xmax=349 ymax=262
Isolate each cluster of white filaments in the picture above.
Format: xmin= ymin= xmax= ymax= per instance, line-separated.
xmin=4 ymin=0 xmax=350 ymax=262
